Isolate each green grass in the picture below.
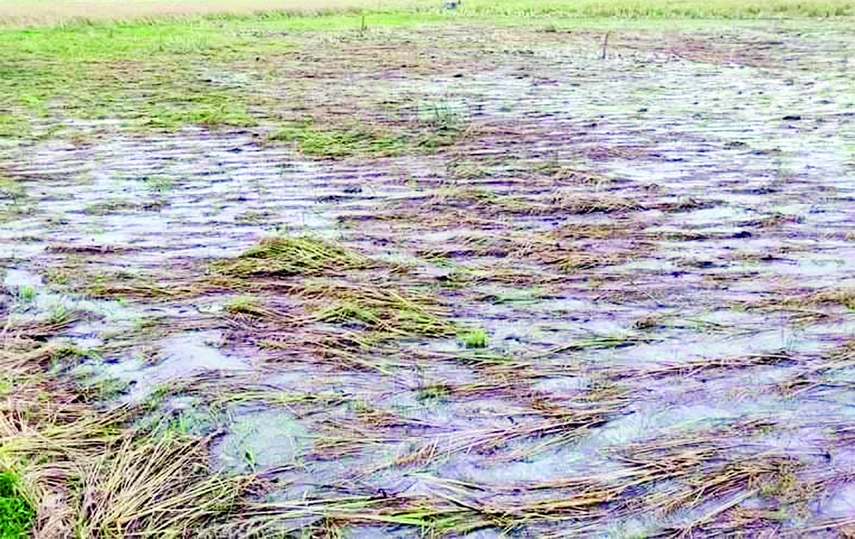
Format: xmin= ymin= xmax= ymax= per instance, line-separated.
xmin=461 ymin=0 xmax=855 ymax=17
xmin=0 ymin=21 xmax=277 ymax=135
xmin=457 ymin=328 xmax=488 ymax=348
xmin=268 ymin=119 xmax=405 ymax=158
xmin=16 ymin=286 xmax=36 ymax=303
xmin=267 ymin=110 xmax=464 ymax=157
xmin=0 ymin=1 xmax=849 ymax=142
xmin=0 ymin=0 xmax=851 ymax=27
xmin=0 ymin=473 xmax=34 ymax=539
xmin=143 ymin=94 xmax=255 ymax=130
xmin=0 ymin=0 xmax=437 ymax=25
xmin=0 ymin=114 xmax=29 ymax=138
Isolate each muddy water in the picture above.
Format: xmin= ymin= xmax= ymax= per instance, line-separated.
xmin=2 ymin=23 xmax=855 ymax=536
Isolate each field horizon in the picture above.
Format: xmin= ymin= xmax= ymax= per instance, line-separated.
xmin=1 ymin=0 xmax=854 ymax=25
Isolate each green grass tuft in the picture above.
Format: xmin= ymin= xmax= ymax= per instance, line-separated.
xmin=0 ymin=473 xmax=34 ymax=539
xmin=457 ymin=328 xmax=488 ymax=348
xmin=16 ymin=286 xmax=36 ymax=303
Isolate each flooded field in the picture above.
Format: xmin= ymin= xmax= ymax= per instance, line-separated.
xmin=2 ymin=7 xmax=855 ymax=537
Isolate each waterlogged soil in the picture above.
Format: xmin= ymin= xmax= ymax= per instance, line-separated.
xmin=3 ymin=21 xmax=855 ymax=536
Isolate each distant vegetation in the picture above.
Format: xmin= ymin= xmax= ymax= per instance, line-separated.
xmin=0 ymin=0 xmax=852 ymax=25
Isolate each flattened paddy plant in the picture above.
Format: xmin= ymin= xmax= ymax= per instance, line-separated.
xmin=312 ymin=284 xmax=456 ymax=337
xmin=2 ymin=0 xmax=855 ymax=536
xmin=212 ymin=235 xmax=372 ymax=278
xmin=0 ymin=340 xmax=254 ymax=536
